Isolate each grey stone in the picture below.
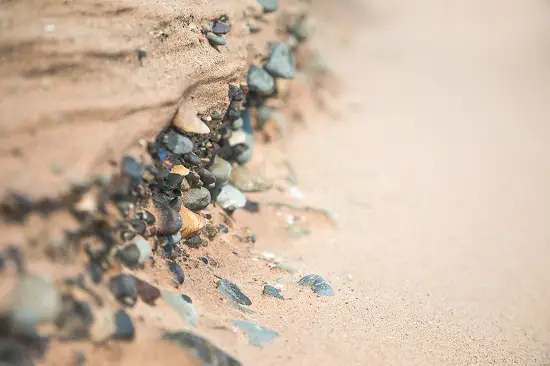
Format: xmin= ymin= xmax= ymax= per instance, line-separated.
xmin=212 ymin=21 xmax=231 ymax=35
xmin=113 ymin=310 xmax=135 ymax=340
xmin=116 ymin=244 xmax=141 ymax=268
xmin=206 ymin=32 xmax=227 ymax=46
xmin=163 ymin=331 xmax=242 ymax=366
xmin=209 ymin=157 xmax=232 ymax=186
xmin=167 ymin=232 xmax=182 ymax=245
xmin=232 ymin=320 xmax=279 ymax=347
xmin=257 ymin=0 xmax=278 ymax=12
xmin=183 ymin=152 xmax=201 ymax=166
xmin=121 ymin=155 xmax=145 ymax=180
xmin=216 ymin=184 xmax=246 ymax=210
xmin=264 ymin=41 xmax=295 ymax=79
xmin=262 ymin=285 xmax=284 ymax=300
xmin=217 ymin=279 xmax=251 ymax=306
xmin=152 ymin=199 xmax=182 ymax=235
xmin=181 ymin=187 xmax=211 ymax=211
xmin=231 ymin=118 xmax=243 ymax=130
xmin=230 ymin=165 xmax=272 ymax=192
xmin=109 ymin=274 xmax=138 ymax=307
xmin=163 ymin=130 xmax=194 ymax=155
xmin=298 ymin=274 xmax=334 ymax=296
xmin=247 ymin=65 xmax=274 ymax=94
xmin=162 ymin=290 xmax=198 ymax=327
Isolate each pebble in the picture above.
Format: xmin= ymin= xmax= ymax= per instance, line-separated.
xmin=232 ymin=320 xmax=279 ymax=347
xmin=229 ymin=84 xmax=244 ymax=101
xmin=208 ymin=156 xmax=232 ymax=186
xmin=167 ymin=232 xmax=182 ymax=245
xmin=257 ymin=0 xmax=278 ymax=13
xmin=162 ymin=290 xmax=197 ymax=327
xmin=183 ymin=152 xmax=201 ymax=166
xmin=181 ymin=294 xmax=193 ymax=304
xmin=212 ymin=21 xmax=231 ymax=35
xmin=185 ymin=235 xmax=204 ymax=248
xmin=131 ymin=219 xmax=147 ymax=235
xmin=216 ymin=184 xmax=247 ymax=210
xmin=163 ymin=130 xmax=194 ymax=155
xmin=9 ymin=274 xmax=62 ymax=332
xmin=179 ymin=206 xmax=207 ymax=238
xmin=264 ymin=41 xmax=295 ymax=79
xmin=228 ymin=129 xmax=247 ymax=147
xmin=133 ymin=276 xmax=161 ymax=305
xmin=230 ymin=165 xmax=272 ymax=192
xmin=217 ymin=279 xmax=251 ymax=306
xmin=256 ymin=105 xmax=272 ymax=128
xmin=109 ymin=274 xmax=138 ymax=307
xmin=218 ymin=224 xmax=229 ymax=233
xmin=113 ymin=310 xmax=135 ymax=340
xmin=298 ymin=274 xmax=334 ymax=296
xmin=163 ymin=331 xmax=242 ymax=366
xmin=232 ymin=118 xmax=243 ymax=130
xmin=115 ymin=244 xmax=140 ymax=268
xmin=180 ymin=177 xmax=191 ymax=191
xmin=202 ymin=223 xmax=218 ymax=239
xmin=181 ymin=187 xmax=211 ymax=212
xmin=88 ymin=263 xmax=103 ymax=284
xmin=0 ymin=341 xmax=34 ymax=366
xmin=206 ymin=32 xmax=227 ymax=46
xmin=121 ymin=155 xmax=145 ymax=180
xmin=172 ymin=110 xmax=210 ymax=135
xmin=197 ymin=167 xmax=216 ymax=186
xmin=262 ymin=284 xmax=284 ymax=300
xmin=151 ymin=199 xmax=182 ymax=235
xmin=171 ymin=165 xmax=190 ymax=177
xmin=247 ymin=65 xmax=274 ymax=94
xmin=168 ymin=261 xmax=185 ymax=285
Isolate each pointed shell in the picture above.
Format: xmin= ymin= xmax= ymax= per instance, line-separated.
xmin=179 ymin=206 xmax=206 ymax=238
xmin=172 ymin=108 xmax=210 ymax=135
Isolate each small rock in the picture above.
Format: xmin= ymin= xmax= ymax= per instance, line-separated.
xmin=232 ymin=118 xmax=243 ymax=130
xmin=232 ymin=320 xmax=279 ymax=347
xmin=257 ymin=0 xmax=278 ymax=13
xmin=197 ymin=167 xmax=216 ymax=186
xmin=264 ymin=41 xmax=295 ymax=79
xmin=230 ymin=165 xmax=272 ymax=192
xmin=229 ymin=84 xmax=244 ymax=101
xmin=172 ymin=110 xmax=210 ymax=135
xmin=133 ymin=235 xmax=153 ymax=264
xmin=88 ymin=263 xmax=103 ymax=284
xmin=168 ymin=262 xmax=185 ymax=285
xmin=243 ymin=200 xmax=260 ymax=213
xmin=121 ymin=155 xmax=145 ymax=181
xmin=113 ymin=310 xmax=135 ymax=341
xmin=185 ymin=235 xmax=204 ymax=248
xmin=0 ymin=341 xmax=34 ymax=366
xmin=10 ymin=274 xmax=62 ymax=332
xmin=262 ymin=285 xmax=284 ymax=300
xmin=208 ymin=157 xmax=232 ymax=186
xmin=163 ymin=130 xmax=194 ymax=155
xmin=109 ymin=274 xmax=138 ymax=307
xmin=151 ymin=199 xmax=182 ymax=235
xmin=131 ymin=219 xmax=147 ymax=235
xmin=206 ymin=32 xmax=227 ymax=46
xmin=217 ymin=279 xmax=251 ymax=306
xmin=218 ymin=224 xmax=229 ymax=233
xmin=115 ymin=244 xmax=140 ymax=268
xmin=167 ymin=232 xmax=182 ymax=245
xmin=298 ymin=274 xmax=334 ymax=296
xmin=183 ymin=152 xmax=201 ymax=166
xmin=163 ymin=331 xmax=242 ymax=366
xmin=171 ymin=165 xmax=190 ymax=177
xmin=133 ymin=276 xmax=161 ymax=305
xmin=247 ymin=65 xmax=274 ymax=94
xmin=212 ymin=21 xmax=231 ymax=35
xmin=216 ymin=184 xmax=246 ymax=210
xmin=202 ymin=223 xmax=218 ymax=239
xmin=180 ymin=177 xmax=191 ymax=191
xmin=162 ymin=290 xmax=197 ymax=327
xmin=181 ymin=187 xmax=211 ymax=212
xmin=181 ymin=294 xmax=193 ymax=304
xmin=89 ymin=308 xmax=115 ymax=343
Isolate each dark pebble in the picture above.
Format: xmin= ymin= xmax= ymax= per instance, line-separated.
xmin=157 ymin=147 xmax=168 ymax=161
xmin=218 ymin=224 xmax=229 ymax=233
xmin=163 ymin=130 xmax=194 ymax=155
xmin=168 ymin=262 xmax=185 ymax=285
xmin=181 ymin=187 xmax=211 ymax=212
xmin=243 ymin=200 xmax=260 ymax=213
xmin=0 ymin=340 xmax=34 ymax=366
xmin=186 ymin=172 xmax=202 ymax=188
xmin=87 ymin=263 xmax=103 ymax=284
xmin=206 ymin=32 xmax=227 ymax=46
xmin=197 ymin=168 xmax=216 ymax=186
xmin=152 ymin=165 xmax=171 ymax=179
xmin=263 ymin=285 xmax=284 ymax=300
xmin=298 ymin=274 xmax=334 ymax=296
xmin=185 ymin=235 xmax=203 ymax=248
xmin=183 ymin=152 xmax=201 ymax=166
xmin=217 ymin=279 xmax=252 ymax=306
xmin=109 ymin=274 xmax=138 ymax=307
xmin=120 ymin=229 xmax=136 ymax=241
xmin=152 ymin=199 xmax=182 ymax=235
xmin=134 ymin=276 xmax=161 ymax=305
xmin=113 ymin=310 xmax=135 ymax=341
xmin=199 ymin=257 xmax=208 ymax=264
xmin=121 ymin=155 xmax=145 ymax=181
xmin=143 ymin=210 xmax=156 ymax=225
xmin=229 ymin=84 xmax=244 ymax=101
xmin=181 ymin=294 xmax=193 ymax=304
xmin=116 ymin=244 xmax=141 ymax=268
xmin=169 ymin=196 xmax=182 ymax=212
xmin=131 ymin=219 xmax=147 ymax=235
xmin=212 ymin=21 xmax=231 ymax=35
xmin=74 ymin=351 xmax=86 ymax=366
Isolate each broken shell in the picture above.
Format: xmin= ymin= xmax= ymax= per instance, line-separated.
xmin=179 ymin=206 xmax=206 ymax=238
xmin=172 ymin=108 xmax=210 ymax=135
xmin=171 ymin=165 xmax=190 ymax=177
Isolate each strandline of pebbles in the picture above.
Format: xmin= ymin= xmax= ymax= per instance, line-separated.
xmin=0 ymin=1 xmax=334 ymax=365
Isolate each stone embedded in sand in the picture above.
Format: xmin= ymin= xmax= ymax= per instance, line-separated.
xmin=116 ymin=244 xmax=141 ymax=268
xmin=209 ymin=156 xmax=232 ymax=186
xmin=232 ymin=320 xmax=279 ymax=347
xmin=163 ymin=331 xmax=242 ymax=366
xmin=168 ymin=261 xmax=185 ymax=286
xmin=162 ymin=290 xmax=197 ymax=327
xmin=230 ymin=165 xmax=272 ymax=192
xmin=109 ymin=274 xmax=138 ymax=307
xmin=247 ymin=65 xmax=274 ymax=94
xmin=151 ymin=199 xmax=182 ymax=236
xmin=216 ymin=184 xmax=247 ymax=210
xmin=113 ymin=310 xmax=135 ymax=341
xmin=212 ymin=21 xmax=231 ymax=35
xmin=179 ymin=206 xmax=206 ymax=238
xmin=171 ymin=165 xmax=190 ymax=177
xmin=298 ymin=274 xmax=334 ymax=296
xmin=172 ymin=109 xmax=210 ymax=135
xmin=257 ymin=0 xmax=278 ymax=13
xmin=229 ymin=84 xmax=244 ymax=101
xmin=264 ymin=41 xmax=295 ymax=79
xmin=181 ymin=187 xmax=211 ymax=211
xmin=217 ymin=279 xmax=251 ymax=306
xmin=206 ymin=32 xmax=227 ymax=46
xmin=185 ymin=235 xmax=204 ymax=248
xmin=262 ymin=285 xmax=284 ymax=300
xmin=163 ymin=130 xmax=194 ymax=155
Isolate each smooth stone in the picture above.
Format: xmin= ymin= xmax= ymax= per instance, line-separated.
xmin=171 ymin=165 xmax=190 ymax=177
xmin=229 ymin=84 xmax=244 ymax=101
xmin=264 ymin=41 xmax=295 ymax=79
xmin=247 ymin=65 xmax=274 ymax=94
xmin=133 ymin=235 xmax=152 ymax=264
xmin=216 ymin=184 xmax=246 ymax=210
xmin=152 ymin=199 xmax=182 ymax=235
xmin=181 ymin=294 xmax=193 ymax=304
xmin=167 ymin=232 xmax=182 ymax=245
xmin=133 ymin=276 xmax=161 ymax=305
xmin=217 ymin=279 xmax=251 ymax=306
xmin=121 ymin=155 xmax=145 ymax=180
xmin=232 ymin=320 xmax=279 ymax=347
xmin=298 ymin=274 xmax=334 ymax=296
xmin=109 ymin=274 xmax=138 ymax=307
xmin=172 ymin=110 xmax=210 ymax=135
xmin=162 ymin=290 xmax=197 ymax=327
xmin=162 ymin=331 xmax=242 ymax=366
xmin=202 ymin=223 xmax=218 ymax=239
xmin=113 ymin=310 xmax=135 ymax=340
xmin=183 ymin=152 xmax=201 ymax=166
xmin=241 ymin=108 xmax=253 ymax=134
xmin=197 ymin=168 xmax=216 ymax=186
xmin=255 ymin=106 xmax=272 ymax=128
xmin=208 ymin=157 xmax=232 ymax=186
xmin=212 ymin=21 xmax=231 ymax=35
xmin=115 ymin=244 xmax=141 ymax=268
xmin=230 ymin=165 xmax=272 ymax=192
xmin=262 ymin=285 xmax=284 ymax=300
xmin=228 ymin=129 xmax=247 ymax=147
xmin=185 ymin=235 xmax=204 ymax=248
xmin=163 ymin=130 xmax=194 ymax=155
xmin=89 ymin=308 xmax=115 ymax=343
xmin=88 ymin=263 xmax=103 ymax=284
xmin=257 ymin=0 xmax=278 ymax=12
xmin=206 ymin=32 xmax=227 ymax=46
xmin=10 ymin=274 xmax=62 ymax=331
xmin=181 ymin=187 xmax=211 ymax=211
xmin=231 ymin=118 xmax=243 ymax=130
xmin=168 ymin=261 xmax=185 ymax=285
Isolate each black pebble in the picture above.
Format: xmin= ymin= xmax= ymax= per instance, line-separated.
xmin=197 ymin=168 xmax=216 ymax=186
xmin=143 ymin=210 xmax=156 ymax=225
xmin=212 ymin=21 xmax=231 ymax=35
xmin=116 ymin=244 xmax=140 ymax=268
xmin=229 ymin=84 xmax=244 ymax=101
xmin=131 ymin=219 xmax=147 ymax=235
xmin=186 ymin=172 xmax=202 ymax=188
xmin=168 ymin=262 xmax=185 ymax=285
xmin=109 ymin=274 xmax=138 ymax=307
xmin=181 ymin=294 xmax=192 ymax=304
xmin=166 ymin=173 xmax=184 ymax=189
xmin=121 ymin=155 xmax=145 ymax=180
xmin=183 ymin=152 xmax=201 ymax=166
xmin=153 ymin=199 xmax=182 ymax=235
xmin=113 ymin=310 xmax=135 ymax=341
xmin=243 ymin=200 xmax=260 ymax=213
xmin=199 ymin=257 xmax=208 ymax=264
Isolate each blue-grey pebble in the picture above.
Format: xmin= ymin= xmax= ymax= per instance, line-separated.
xmin=264 ymin=41 xmax=295 ymax=79
xmin=217 ymin=279 xmax=251 ymax=306
xmin=298 ymin=274 xmax=334 ymax=296
xmin=257 ymin=0 xmax=278 ymax=12
xmin=247 ymin=65 xmax=274 ymax=94
xmin=163 ymin=130 xmax=193 ymax=155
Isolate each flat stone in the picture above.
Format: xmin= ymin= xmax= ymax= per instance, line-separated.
xmin=171 ymin=165 xmax=190 ymax=177
xmin=168 ymin=261 xmax=185 ymax=285
xmin=162 ymin=290 xmax=198 ymax=327
xmin=257 ymin=0 xmax=278 ymax=12
xmin=209 ymin=157 xmax=232 ymax=186
xmin=216 ymin=184 xmax=246 ymax=210
xmin=172 ymin=110 xmax=210 ymax=135
xmin=163 ymin=331 xmax=242 ymax=366
xmin=232 ymin=320 xmax=279 ymax=347
xmin=212 ymin=21 xmax=231 ymax=35
xmin=247 ymin=65 xmax=274 ymax=94
xmin=197 ymin=167 xmax=216 ymax=186
xmin=181 ymin=187 xmax=211 ymax=211
xmin=163 ymin=130 xmax=194 ymax=155
xmin=298 ymin=274 xmax=334 ymax=296
xmin=217 ymin=279 xmax=251 ymax=306
xmin=264 ymin=41 xmax=295 ymax=79
xmin=206 ymin=32 xmax=227 ymax=46
xmin=262 ymin=285 xmax=284 ymax=300
xmin=113 ymin=310 xmax=135 ymax=341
